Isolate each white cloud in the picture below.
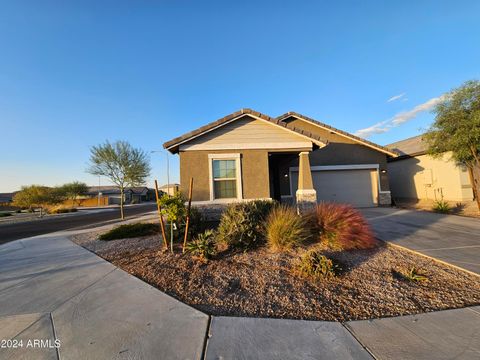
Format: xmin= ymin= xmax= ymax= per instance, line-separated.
xmin=355 ymin=95 xmax=445 ymax=139
xmin=387 ymin=93 xmax=406 ymax=102
xmin=391 ymin=95 xmax=445 ymax=125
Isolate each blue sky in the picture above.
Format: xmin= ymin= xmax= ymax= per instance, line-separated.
xmin=1 ymin=1 xmax=479 ymax=192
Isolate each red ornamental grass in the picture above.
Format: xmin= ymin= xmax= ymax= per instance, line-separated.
xmin=312 ymin=202 xmax=376 ymax=250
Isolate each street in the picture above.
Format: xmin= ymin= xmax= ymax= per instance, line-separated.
xmin=0 ymin=203 xmax=156 ymax=244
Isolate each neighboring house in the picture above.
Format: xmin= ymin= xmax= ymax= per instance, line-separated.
xmin=163 ymin=109 xmax=398 ymax=208
xmin=387 ymin=135 xmax=474 ymax=202
xmin=159 ymin=183 xmax=180 ymax=196
xmin=0 ymin=192 xmax=15 ymax=204
xmin=85 ymin=186 xmax=155 ymax=205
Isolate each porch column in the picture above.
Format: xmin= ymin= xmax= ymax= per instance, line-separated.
xmin=296 ymin=151 xmax=317 ymax=213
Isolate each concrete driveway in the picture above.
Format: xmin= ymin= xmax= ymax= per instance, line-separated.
xmin=362 ymin=207 xmax=480 ymax=274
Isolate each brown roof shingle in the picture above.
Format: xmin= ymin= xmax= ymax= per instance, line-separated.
xmin=277 ymin=112 xmax=399 ymax=157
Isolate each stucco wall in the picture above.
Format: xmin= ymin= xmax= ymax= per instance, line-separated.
xmin=388 ymin=152 xmax=474 ymax=202
xmin=283 ymin=118 xmax=390 ymax=191
xmin=179 ymin=150 xmax=270 ymax=201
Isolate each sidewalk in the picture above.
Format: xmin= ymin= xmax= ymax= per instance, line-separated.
xmin=1 ymin=226 xmax=479 ymax=359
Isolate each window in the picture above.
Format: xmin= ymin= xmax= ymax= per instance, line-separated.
xmin=213 ymin=160 xmax=237 ymax=198
xmin=208 ymin=154 xmax=242 ymax=201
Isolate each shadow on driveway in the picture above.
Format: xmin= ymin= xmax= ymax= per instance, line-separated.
xmin=360 ymin=207 xmax=480 ymax=274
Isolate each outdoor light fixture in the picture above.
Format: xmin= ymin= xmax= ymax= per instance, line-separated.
xmin=284 ymin=173 xmax=289 ymax=178
xmin=381 ymin=169 xmax=387 ymax=174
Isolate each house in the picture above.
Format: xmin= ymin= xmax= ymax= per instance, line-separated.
xmin=85 ymin=186 xmax=155 ymax=205
xmin=0 ymin=192 xmax=15 ymax=204
xmin=163 ymin=109 xmax=398 ymax=208
xmin=159 ymin=183 xmax=180 ymax=196
xmin=387 ymin=135 xmax=474 ymax=202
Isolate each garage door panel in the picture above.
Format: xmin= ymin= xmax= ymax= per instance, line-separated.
xmin=291 ymin=169 xmax=378 ymax=207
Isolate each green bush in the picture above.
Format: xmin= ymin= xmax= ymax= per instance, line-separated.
xmin=216 ymin=200 xmax=275 ymax=249
xmin=99 ymin=223 xmax=159 ymax=241
xmin=265 ymin=205 xmax=310 ymax=252
xmin=185 ymin=230 xmax=217 ymax=260
xmin=296 ymin=250 xmax=341 ymax=280
xmin=432 ymin=199 xmax=450 ymax=214
xmin=0 ymin=212 xmax=12 ymax=217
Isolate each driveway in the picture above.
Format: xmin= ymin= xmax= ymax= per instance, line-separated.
xmin=362 ymin=207 xmax=480 ymax=274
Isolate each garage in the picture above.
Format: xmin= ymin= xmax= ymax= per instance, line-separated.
xmin=290 ymin=168 xmax=379 ymax=207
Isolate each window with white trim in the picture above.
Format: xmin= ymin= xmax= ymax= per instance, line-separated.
xmin=208 ymin=154 xmax=242 ymax=201
xmin=213 ymin=160 xmax=237 ymax=198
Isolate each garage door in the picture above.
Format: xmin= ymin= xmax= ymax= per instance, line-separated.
xmin=291 ymin=169 xmax=378 ymax=207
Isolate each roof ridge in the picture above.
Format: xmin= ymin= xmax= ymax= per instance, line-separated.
xmin=276 ymin=112 xmax=399 ymax=157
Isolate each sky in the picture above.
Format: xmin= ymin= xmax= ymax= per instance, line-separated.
xmin=1 ymin=0 xmax=480 ymax=192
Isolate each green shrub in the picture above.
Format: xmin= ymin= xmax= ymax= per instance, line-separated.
xmin=216 ymin=200 xmax=275 ymax=249
xmin=296 ymin=250 xmax=341 ymax=280
xmin=99 ymin=223 xmax=159 ymax=241
xmin=185 ymin=230 xmax=217 ymax=260
xmin=158 ymin=192 xmax=186 ymax=223
xmin=265 ymin=205 xmax=310 ymax=252
xmin=0 ymin=212 xmax=12 ymax=217
xmin=433 ymin=199 xmax=450 ymax=214
xmin=393 ymin=267 xmax=429 ymax=282
xmin=311 ymin=202 xmax=376 ymax=250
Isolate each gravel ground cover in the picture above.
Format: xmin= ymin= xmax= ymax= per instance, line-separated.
xmin=72 ymin=228 xmax=480 ymax=321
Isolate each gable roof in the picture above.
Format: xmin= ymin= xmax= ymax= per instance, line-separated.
xmin=277 ymin=112 xmax=399 ymax=157
xmin=163 ymin=109 xmax=327 ymax=153
xmin=386 ymin=135 xmax=427 ymax=157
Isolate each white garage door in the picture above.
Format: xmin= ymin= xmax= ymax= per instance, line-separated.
xmin=291 ymin=169 xmax=378 ymax=207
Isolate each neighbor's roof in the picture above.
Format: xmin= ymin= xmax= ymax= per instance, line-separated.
xmin=386 ymin=135 xmax=427 ymax=157
xmin=277 ymin=112 xmax=399 ymax=157
xmin=163 ymin=109 xmax=327 ymax=153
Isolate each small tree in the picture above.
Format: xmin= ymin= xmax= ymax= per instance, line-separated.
xmin=158 ymin=192 xmax=186 ymax=253
xmin=60 ymin=181 xmax=89 ymax=207
xmin=12 ymin=185 xmax=63 ymax=217
xmin=424 ymin=80 xmax=480 ymax=211
xmin=87 ymin=141 xmax=151 ymax=219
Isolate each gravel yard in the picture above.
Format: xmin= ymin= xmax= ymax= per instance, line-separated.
xmin=72 ymin=229 xmax=480 ymax=322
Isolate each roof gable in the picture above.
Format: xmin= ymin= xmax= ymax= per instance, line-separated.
xmin=387 ymin=135 xmax=426 ymax=156
xmin=163 ymin=109 xmax=326 ymax=153
xmin=277 ymin=112 xmax=399 ymax=157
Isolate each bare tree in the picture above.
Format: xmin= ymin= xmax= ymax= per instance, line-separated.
xmin=87 ymin=141 xmax=151 ymax=219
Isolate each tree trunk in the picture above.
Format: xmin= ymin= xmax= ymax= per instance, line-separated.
xmin=469 ymin=165 xmax=480 ymax=212
xmin=120 ymin=188 xmax=125 ymax=220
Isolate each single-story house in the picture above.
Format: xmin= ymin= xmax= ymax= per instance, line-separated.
xmin=387 ymin=135 xmax=474 ymax=202
xmin=159 ymin=183 xmax=180 ymax=196
xmin=163 ymin=109 xmax=398 ymax=208
xmin=86 ymin=186 xmax=155 ymax=205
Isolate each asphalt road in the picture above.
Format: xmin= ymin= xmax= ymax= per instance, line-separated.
xmin=0 ymin=203 xmax=156 ymax=245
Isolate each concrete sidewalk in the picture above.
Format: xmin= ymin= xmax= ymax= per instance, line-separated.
xmin=1 ymin=227 xmax=479 ymax=359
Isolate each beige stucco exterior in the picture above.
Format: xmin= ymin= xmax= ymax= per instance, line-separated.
xmin=180 ymin=149 xmax=271 ymax=202
xmin=388 ymin=152 xmax=474 ymax=202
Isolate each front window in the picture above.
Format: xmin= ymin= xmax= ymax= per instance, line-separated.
xmin=213 ymin=159 xmax=237 ymax=199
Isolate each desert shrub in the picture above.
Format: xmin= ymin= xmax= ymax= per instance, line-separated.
xmin=311 ymin=202 xmax=375 ymax=250
xmin=432 ymin=199 xmax=450 ymax=214
xmin=50 ymin=207 xmax=78 ymax=214
xmin=99 ymin=223 xmax=159 ymax=241
xmin=265 ymin=205 xmax=310 ymax=251
xmin=216 ymin=200 xmax=275 ymax=249
xmin=392 ymin=267 xmax=429 ymax=282
xmin=185 ymin=230 xmax=217 ymax=260
xmin=0 ymin=212 xmax=12 ymax=217
xmin=296 ymin=250 xmax=341 ymax=280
